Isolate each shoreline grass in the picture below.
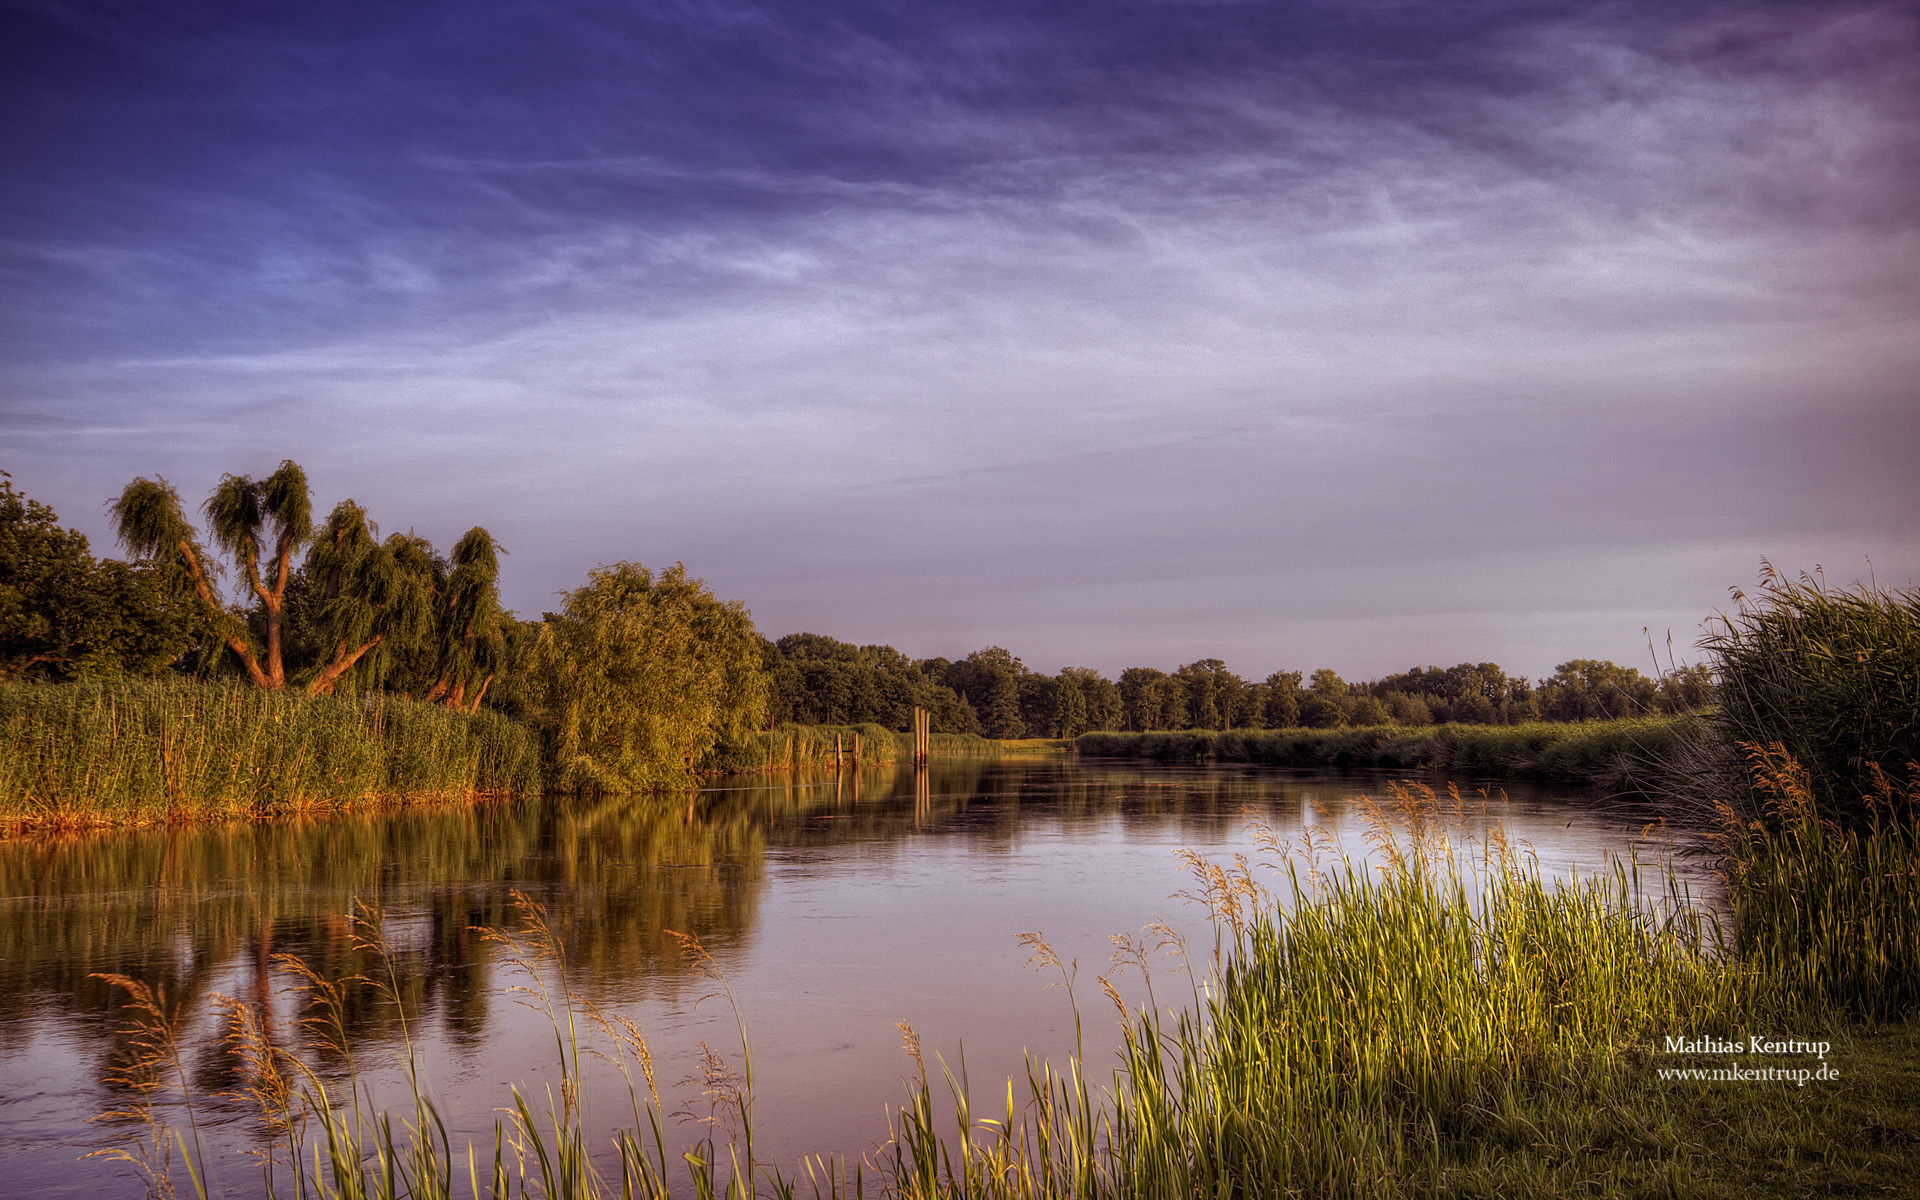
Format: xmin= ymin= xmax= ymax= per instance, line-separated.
xmin=0 ymin=677 xmax=540 ymax=833
xmin=704 ymin=722 xmax=1007 ymax=773
xmin=1074 ymin=716 xmax=1692 ymax=792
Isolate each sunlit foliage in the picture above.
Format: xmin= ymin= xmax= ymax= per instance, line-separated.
xmin=529 ymin=562 xmax=768 ymax=792
xmin=0 ymin=474 xmax=191 ymax=679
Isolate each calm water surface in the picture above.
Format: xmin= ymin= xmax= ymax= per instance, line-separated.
xmin=0 ymin=757 xmax=1713 ymax=1197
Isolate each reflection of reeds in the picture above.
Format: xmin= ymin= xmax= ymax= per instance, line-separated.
xmin=84 ymin=890 xmax=770 ymax=1200
xmin=0 ymin=678 xmax=540 ymax=830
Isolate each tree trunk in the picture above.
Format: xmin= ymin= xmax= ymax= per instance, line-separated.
xmin=307 ymin=635 xmax=383 ymax=695
xmin=180 ymin=537 xmax=272 ymax=689
xmin=467 ymin=675 xmax=493 ymax=713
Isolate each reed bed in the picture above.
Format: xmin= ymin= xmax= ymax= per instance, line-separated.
xmin=0 ymin=678 xmax=540 ymax=830
xmin=1074 ymin=717 xmax=1687 ymax=789
xmin=706 ymin=723 xmax=1003 ymax=773
xmin=1717 ymin=743 xmax=1920 ymax=1021
xmin=1702 ymin=569 xmax=1920 ymax=825
xmin=885 ymin=783 xmax=1746 ymax=1199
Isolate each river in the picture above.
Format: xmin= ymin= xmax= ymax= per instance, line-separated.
xmin=0 ymin=757 xmax=1714 ymax=1197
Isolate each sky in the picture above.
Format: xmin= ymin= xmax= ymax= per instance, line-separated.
xmin=2 ymin=0 xmax=1916 ymax=682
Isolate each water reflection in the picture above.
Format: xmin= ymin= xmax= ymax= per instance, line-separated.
xmin=0 ymin=759 xmax=1708 ymax=1197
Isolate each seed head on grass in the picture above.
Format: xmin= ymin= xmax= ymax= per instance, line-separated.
xmin=84 ymin=973 xmax=203 ymax=1200
xmin=897 ymin=1020 xmax=926 ymax=1077
xmin=210 ymin=994 xmax=296 ymax=1140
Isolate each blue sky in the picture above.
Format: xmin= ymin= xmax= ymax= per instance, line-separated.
xmin=3 ymin=0 xmax=1916 ymax=680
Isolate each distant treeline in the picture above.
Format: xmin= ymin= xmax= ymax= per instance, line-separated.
xmin=2 ymin=462 xmax=1713 ymax=799
xmin=765 ymin=637 xmax=1715 ymax=740
xmin=1073 ymin=718 xmax=1690 ymax=790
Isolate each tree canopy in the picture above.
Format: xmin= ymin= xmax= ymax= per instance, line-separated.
xmin=528 ymin=562 xmax=768 ymax=792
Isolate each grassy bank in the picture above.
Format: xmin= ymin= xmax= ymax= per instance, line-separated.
xmin=0 ymin=678 xmax=540 ymax=831
xmin=882 ymin=752 xmax=1920 ymax=1199
xmin=704 ymin=722 xmax=1005 ymax=772
xmin=1074 ymin=716 xmax=1689 ymax=789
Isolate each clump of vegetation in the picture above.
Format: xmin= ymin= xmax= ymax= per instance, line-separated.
xmin=1716 ymin=743 xmax=1920 ymax=1021
xmin=0 ymin=678 xmax=539 ymax=829
xmin=527 ymin=562 xmax=769 ymax=792
xmin=1703 ymin=565 xmax=1920 ymax=826
xmin=0 ymin=472 xmax=193 ymax=680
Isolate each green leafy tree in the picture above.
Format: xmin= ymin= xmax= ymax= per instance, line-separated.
xmin=1385 ymin=692 xmax=1433 ymax=725
xmin=1347 ymin=694 xmax=1393 ymax=726
xmin=1261 ymin=671 xmax=1303 ymax=728
xmin=528 ymin=562 xmax=769 ymax=792
xmin=1175 ymin=659 xmax=1251 ymax=730
xmin=1536 ymin=660 xmax=1658 ymax=721
xmin=1119 ymin=666 xmax=1185 ymax=731
xmin=1298 ymin=693 xmax=1348 ymax=728
xmin=768 ymin=634 xmax=978 ymax=733
xmin=1655 ymin=662 xmax=1716 ymax=713
xmin=422 ymin=527 xmax=508 ymax=710
xmin=944 ymin=646 xmax=1027 ymax=738
xmin=0 ymin=473 xmax=191 ymax=678
xmin=1060 ymin=666 xmax=1120 ymax=733
xmin=112 ymin=461 xmax=313 ymax=689
xmin=300 ymin=502 xmax=438 ymax=695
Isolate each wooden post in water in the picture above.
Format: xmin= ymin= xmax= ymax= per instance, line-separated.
xmin=853 ymin=730 xmax=862 ymax=766
xmin=912 ymin=705 xmax=930 ymax=766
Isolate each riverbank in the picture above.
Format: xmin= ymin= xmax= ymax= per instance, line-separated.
xmin=705 ymin=722 xmax=1005 ymax=772
xmin=0 ymin=678 xmax=1026 ymax=832
xmin=879 ymin=754 xmax=1920 ymax=1198
xmin=1075 ymin=716 xmax=1689 ymax=789
xmin=0 ymin=677 xmax=540 ymax=832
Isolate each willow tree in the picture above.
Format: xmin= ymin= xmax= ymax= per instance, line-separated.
xmin=422 ymin=527 xmax=506 ymax=711
xmin=302 ymin=500 xmax=436 ymax=695
xmin=111 ymin=461 xmax=312 ymax=689
xmin=528 ymin=562 xmax=768 ymax=792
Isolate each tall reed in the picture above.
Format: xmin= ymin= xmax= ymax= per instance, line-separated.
xmin=1701 ymin=567 xmax=1920 ymax=825
xmin=886 ymin=782 xmax=1742 ymax=1198
xmin=0 ymin=678 xmax=540 ymax=829
xmin=1716 ymin=743 xmax=1920 ymax=1021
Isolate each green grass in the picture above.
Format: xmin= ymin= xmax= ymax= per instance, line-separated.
xmin=880 ymin=763 xmax=1920 ymax=1198
xmin=0 ymin=677 xmax=540 ymax=830
xmin=1074 ymin=717 xmax=1689 ymax=788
